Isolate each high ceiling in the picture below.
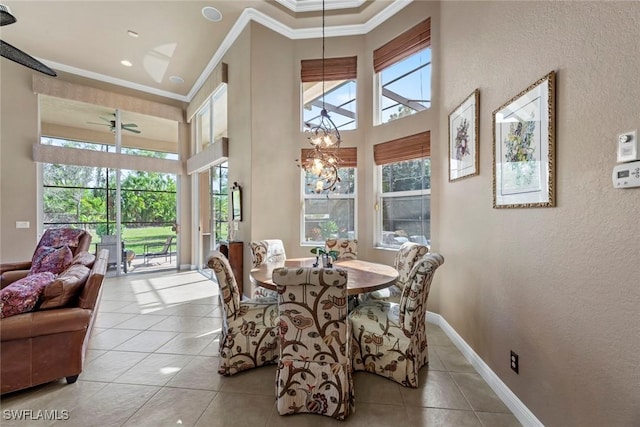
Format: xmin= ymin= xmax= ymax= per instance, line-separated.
xmin=1 ymin=0 xmax=410 ymax=102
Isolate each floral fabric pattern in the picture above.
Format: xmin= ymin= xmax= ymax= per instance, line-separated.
xmin=30 ymin=245 xmax=73 ymax=275
xmin=350 ymin=253 xmax=444 ymax=388
xmin=273 ymin=267 xmax=354 ymax=420
xmin=325 ymin=238 xmax=358 ymax=260
xmin=249 ymin=240 xmax=286 ymax=300
xmin=0 ymin=272 xmax=56 ymax=318
xmin=38 ymin=228 xmax=85 ymax=249
xmin=359 ymin=241 xmax=429 ymax=304
xmin=207 ymin=251 xmax=279 ymax=376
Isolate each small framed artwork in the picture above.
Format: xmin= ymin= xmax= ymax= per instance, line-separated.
xmin=493 ymin=71 xmax=556 ymax=208
xmin=231 ymin=182 xmax=242 ymax=221
xmin=449 ymin=89 xmax=479 ymax=182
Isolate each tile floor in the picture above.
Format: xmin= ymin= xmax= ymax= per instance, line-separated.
xmin=1 ymin=270 xmax=522 ymax=427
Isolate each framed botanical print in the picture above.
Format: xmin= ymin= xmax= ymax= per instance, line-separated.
xmin=231 ymin=182 xmax=242 ymax=221
xmin=449 ymin=89 xmax=479 ymax=182
xmin=493 ymin=71 xmax=556 ymax=208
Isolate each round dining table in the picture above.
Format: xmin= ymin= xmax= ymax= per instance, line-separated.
xmin=250 ymin=257 xmax=398 ymax=296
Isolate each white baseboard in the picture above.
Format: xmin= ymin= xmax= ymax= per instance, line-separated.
xmin=426 ymin=312 xmax=544 ymax=427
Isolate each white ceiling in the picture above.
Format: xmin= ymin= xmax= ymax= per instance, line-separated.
xmin=1 ymin=0 xmax=410 ymax=102
xmin=2 ymin=1 xmax=411 ymax=149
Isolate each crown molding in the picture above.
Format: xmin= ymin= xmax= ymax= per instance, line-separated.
xmin=43 ymin=0 xmax=413 ymax=104
xmin=188 ymin=0 xmax=412 ymax=101
xmin=273 ymin=0 xmax=366 ymax=13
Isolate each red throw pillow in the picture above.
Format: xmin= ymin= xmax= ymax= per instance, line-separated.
xmin=30 ymin=245 xmax=73 ymax=275
xmin=0 ymin=272 xmax=56 ymax=318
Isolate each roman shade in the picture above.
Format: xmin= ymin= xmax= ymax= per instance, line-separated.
xmin=301 ymin=56 xmax=357 ymax=82
xmin=301 ymin=147 xmax=357 ymax=168
xmin=373 ymin=131 xmax=430 ymax=165
xmin=373 ymin=18 xmax=431 ymax=73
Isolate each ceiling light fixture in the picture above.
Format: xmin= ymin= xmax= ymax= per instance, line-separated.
xmin=120 ymin=60 xmax=132 ymax=67
xmin=202 ymin=6 xmax=222 ymax=22
xmin=127 ymin=30 xmax=139 ymax=38
xmin=299 ymin=0 xmax=343 ymax=194
xmin=169 ymin=75 xmax=184 ymax=84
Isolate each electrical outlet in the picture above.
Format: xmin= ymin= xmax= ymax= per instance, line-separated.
xmin=510 ymin=351 xmax=519 ymax=374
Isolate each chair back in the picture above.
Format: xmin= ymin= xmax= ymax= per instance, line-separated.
xmin=394 ymin=241 xmax=429 ymax=289
xmin=207 ymin=250 xmax=242 ymax=321
xmin=325 ymin=238 xmax=358 ymax=260
xmin=249 ymin=239 xmax=286 ymax=268
xmin=39 ymin=228 xmax=91 ymax=257
xmin=162 ymin=236 xmax=175 ymax=252
xmin=398 ymin=253 xmax=444 ymax=334
xmin=272 ymin=266 xmax=353 ymax=419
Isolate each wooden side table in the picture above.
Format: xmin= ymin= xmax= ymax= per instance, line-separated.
xmin=219 ymin=241 xmax=244 ymax=297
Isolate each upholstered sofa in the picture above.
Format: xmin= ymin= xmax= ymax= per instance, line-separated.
xmin=0 ymin=228 xmax=92 ymax=287
xmin=0 ymin=249 xmax=108 ymax=395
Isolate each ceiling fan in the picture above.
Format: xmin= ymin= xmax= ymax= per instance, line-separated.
xmin=0 ymin=4 xmax=56 ymax=76
xmin=88 ymin=115 xmax=141 ymax=134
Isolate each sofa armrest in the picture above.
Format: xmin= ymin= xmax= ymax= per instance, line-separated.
xmin=1 ymin=270 xmax=30 ymax=289
xmin=0 ymin=261 xmax=32 ymax=275
xmin=0 ymin=307 xmax=91 ymax=341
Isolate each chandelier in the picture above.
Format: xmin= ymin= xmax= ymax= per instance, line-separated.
xmin=300 ymin=0 xmax=342 ymax=194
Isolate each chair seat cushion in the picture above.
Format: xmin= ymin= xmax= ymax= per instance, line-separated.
xmin=0 ymin=272 xmax=56 ymax=318
xmin=358 ymin=284 xmax=402 ymax=304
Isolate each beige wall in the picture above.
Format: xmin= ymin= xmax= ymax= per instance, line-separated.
xmin=2 ymin=2 xmax=639 ymax=425
xmin=438 ymin=2 xmax=640 ymax=426
xmin=0 ymin=61 xmax=41 ymax=261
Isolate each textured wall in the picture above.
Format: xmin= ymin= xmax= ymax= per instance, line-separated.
xmin=438 ymin=2 xmax=640 ymax=426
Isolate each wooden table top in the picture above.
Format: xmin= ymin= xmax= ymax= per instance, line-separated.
xmin=250 ymin=257 xmax=398 ymax=296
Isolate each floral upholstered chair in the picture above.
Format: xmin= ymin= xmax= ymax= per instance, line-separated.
xmin=207 ymin=251 xmax=279 ymax=376
xmin=350 ymin=252 xmax=444 ymax=388
xmin=359 ymin=241 xmax=429 ymax=304
xmin=249 ymin=239 xmax=287 ymax=300
xmin=272 ymin=267 xmax=354 ymax=420
xmin=324 ymin=238 xmax=358 ymax=260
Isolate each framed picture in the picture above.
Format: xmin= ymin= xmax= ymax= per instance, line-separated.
xmin=231 ymin=182 xmax=242 ymax=221
xmin=449 ymin=89 xmax=479 ymax=182
xmin=493 ymin=71 xmax=556 ymax=208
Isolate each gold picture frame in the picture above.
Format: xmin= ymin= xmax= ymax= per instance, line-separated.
xmin=449 ymin=89 xmax=480 ymax=182
xmin=492 ymin=71 xmax=556 ymax=208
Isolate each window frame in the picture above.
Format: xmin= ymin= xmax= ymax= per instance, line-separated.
xmin=300 ymin=167 xmax=357 ymax=246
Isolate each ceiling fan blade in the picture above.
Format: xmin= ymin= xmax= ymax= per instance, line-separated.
xmin=0 ymin=39 xmax=56 ymax=76
xmin=122 ymin=123 xmax=138 ymax=128
xmin=0 ymin=5 xmax=17 ymax=26
xmin=99 ymin=116 xmax=113 ymax=123
xmin=123 ymin=127 xmax=141 ymax=134
xmin=87 ymin=121 xmax=110 ymax=126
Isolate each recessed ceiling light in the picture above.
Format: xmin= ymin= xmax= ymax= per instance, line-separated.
xmin=169 ymin=75 xmax=184 ymax=84
xmin=120 ymin=60 xmax=133 ymax=67
xmin=202 ymin=6 xmax=222 ymax=22
xmin=127 ymin=30 xmax=139 ymax=38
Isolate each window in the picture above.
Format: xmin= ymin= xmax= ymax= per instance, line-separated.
xmin=301 ymin=148 xmax=357 ymax=245
xmin=374 ymin=18 xmax=431 ymax=124
xmin=211 ymin=162 xmax=229 ymax=241
xmin=301 ymin=56 xmax=357 ymax=131
xmin=196 ymin=84 xmax=228 ymax=151
xmin=375 ymin=132 xmax=430 ymax=248
xmin=42 ymin=160 xmax=177 ymax=257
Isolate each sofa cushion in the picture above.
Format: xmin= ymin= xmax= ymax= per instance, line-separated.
xmin=70 ymin=251 xmax=95 ymax=268
xmin=39 ymin=264 xmax=90 ymax=310
xmin=30 ymin=245 xmax=73 ymax=275
xmin=0 ymin=272 xmax=56 ymax=318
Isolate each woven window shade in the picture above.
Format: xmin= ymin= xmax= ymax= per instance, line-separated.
xmin=373 ymin=18 xmax=431 ymax=73
xmin=301 ymin=147 xmax=357 ymax=168
xmin=301 ymin=56 xmax=357 ymax=82
xmin=373 ymin=131 xmax=430 ymax=165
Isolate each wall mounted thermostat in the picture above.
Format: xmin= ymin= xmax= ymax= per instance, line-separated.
xmin=612 ymin=161 xmax=640 ymax=188
xmin=617 ymin=130 xmax=639 ymax=163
